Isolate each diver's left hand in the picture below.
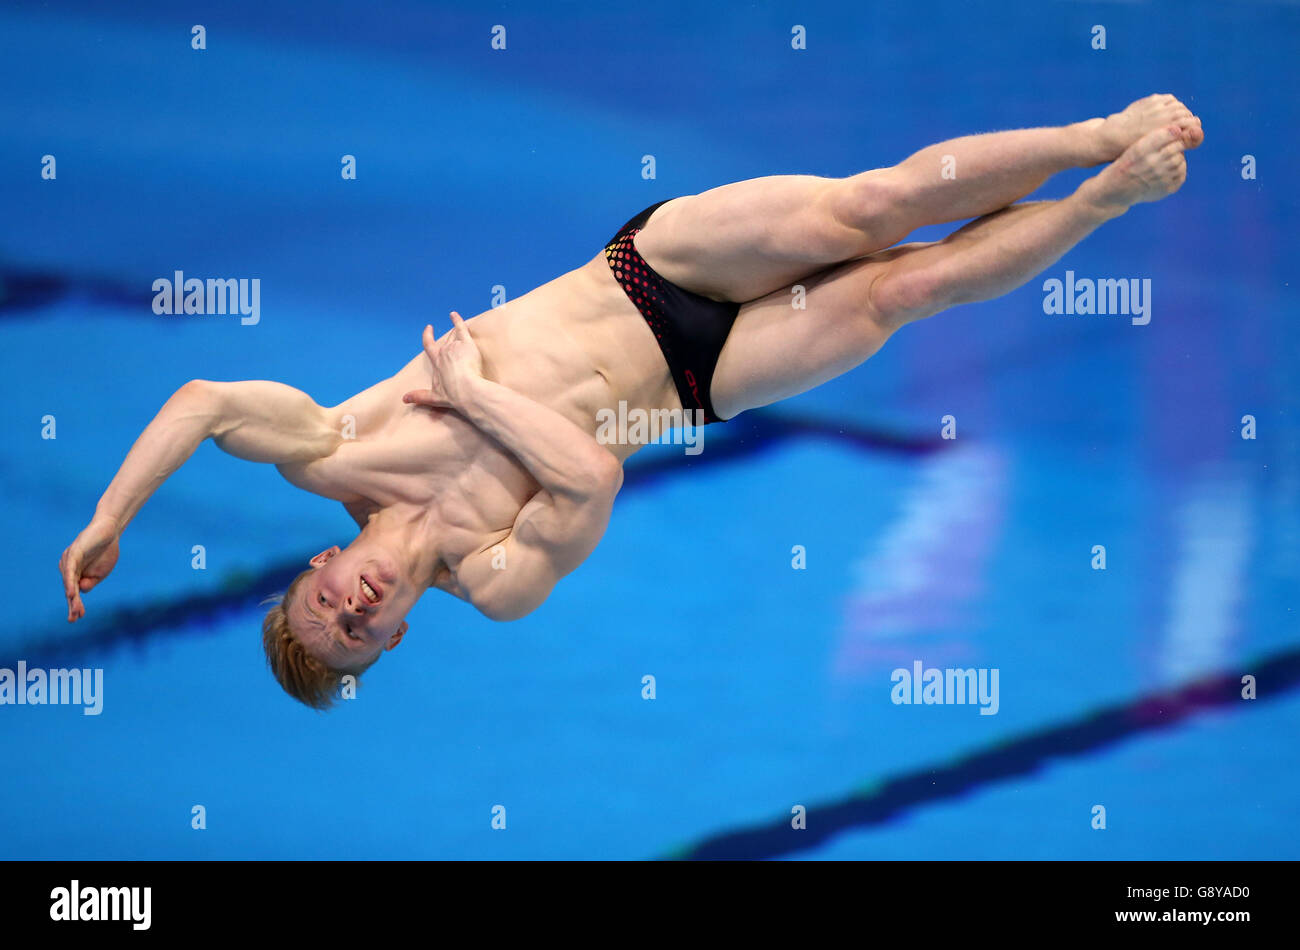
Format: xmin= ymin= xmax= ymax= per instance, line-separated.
xmin=403 ymin=311 xmax=484 ymax=409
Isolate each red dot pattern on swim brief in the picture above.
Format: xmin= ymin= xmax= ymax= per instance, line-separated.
xmin=604 ymin=227 xmax=674 ymax=353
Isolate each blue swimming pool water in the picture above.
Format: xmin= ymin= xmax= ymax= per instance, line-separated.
xmin=1 ymin=0 xmax=1297 ymax=859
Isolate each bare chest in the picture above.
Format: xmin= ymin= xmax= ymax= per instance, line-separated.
xmin=281 ymin=398 xmax=536 ymax=547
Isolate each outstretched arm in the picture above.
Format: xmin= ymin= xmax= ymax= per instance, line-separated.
xmin=403 ymin=314 xmax=622 ymax=620
xmin=59 ymin=379 xmax=341 ymax=621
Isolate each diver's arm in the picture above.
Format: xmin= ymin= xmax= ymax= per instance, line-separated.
xmin=95 ymin=379 xmax=340 ymax=530
xmin=401 ymin=313 xmax=623 ymax=619
xmin=444 ymin=374 xmax=622 ymax=619
xmin=453 ymin=480 xmax=619 ymax=621
xmin=59 ymin=379 xmax=340 ymax=621
xmin=402 ymin=315 xmax=621 ymax=501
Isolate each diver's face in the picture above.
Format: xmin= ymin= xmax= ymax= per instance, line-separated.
xmin=289 ymin=543 xmax=411 ymax=670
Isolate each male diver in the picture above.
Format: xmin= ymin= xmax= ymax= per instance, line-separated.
xmin=59 ymin=95 xmax=1203 ymax=708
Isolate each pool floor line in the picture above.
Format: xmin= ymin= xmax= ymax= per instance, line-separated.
xmin=663 ymin=644 xmax=1300 ymax=860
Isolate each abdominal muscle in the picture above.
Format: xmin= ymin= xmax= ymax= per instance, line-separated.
xmin=281 ymin=252 xmax=680 ymax=542
xmin=468 ymin=252 xmax=683 ymax=448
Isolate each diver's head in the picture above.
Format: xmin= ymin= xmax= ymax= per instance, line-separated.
xmin=262 ymin=537 xmax=417 ymax=709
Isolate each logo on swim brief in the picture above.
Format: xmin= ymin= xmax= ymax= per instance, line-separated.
xmin=595 ymin=401 xmax=703 ymax=455
xmin=151 ymin=271 xmax=260 ymax=325
xmin=1041 ymin=270 xmax=1151 ymax=326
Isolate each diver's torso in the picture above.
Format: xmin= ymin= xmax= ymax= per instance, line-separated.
xmin=277 ymin=252 xmax=677 ymax=556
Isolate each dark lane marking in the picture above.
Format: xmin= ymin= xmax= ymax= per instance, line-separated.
xmin=664 ymin=646 xmax=1300 ymax=860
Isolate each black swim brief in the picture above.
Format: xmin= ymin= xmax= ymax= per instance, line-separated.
xmin=603 ymin=199 xmax=740 ymax=424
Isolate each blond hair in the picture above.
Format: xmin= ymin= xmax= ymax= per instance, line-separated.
xmin=261 ymin=568 xmax=378 ymax=710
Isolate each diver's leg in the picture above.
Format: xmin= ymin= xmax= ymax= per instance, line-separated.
xmin=635 ymin=95 xmax=1200 ymax=303
xmin=709 ymin=125 xmax=1190 ymax=418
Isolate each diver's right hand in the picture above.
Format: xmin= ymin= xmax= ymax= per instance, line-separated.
xmin=403 ymin=312 xmax=484 ymax=411
xmin=58 ymin=515 xmax=120 ymax=622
